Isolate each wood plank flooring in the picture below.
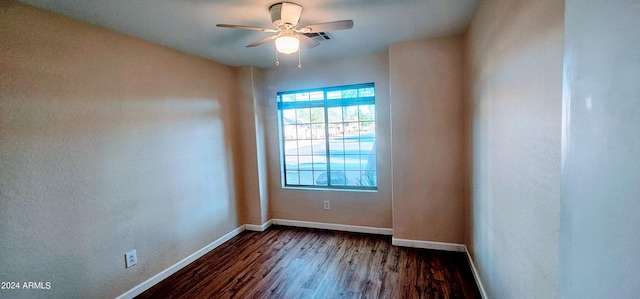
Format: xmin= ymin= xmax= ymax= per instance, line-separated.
xmin=137 ymin=226 xmax=481 ymax=299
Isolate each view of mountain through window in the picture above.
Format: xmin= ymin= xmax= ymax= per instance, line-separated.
xmin=278 ymin=83 xmax=377 ymax=190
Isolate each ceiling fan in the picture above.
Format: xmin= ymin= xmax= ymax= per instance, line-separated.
xmin=216 ymin=2 xmax=354 ymax=68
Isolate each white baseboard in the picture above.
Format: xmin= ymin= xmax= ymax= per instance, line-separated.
xmin=245 ymin=219 xmax=273 ymax=232
xmin=391 ymin=237 xmax=466 ymax=252
xmin=391 ymin=239 xmax=485 ymax=297
xmin=118 ymin=221 xmax=483 ymax=299
xmin=464 ymin=246 xmax=488 ymax=299
xmin=115 ymin=225 xmax=245 ymax=299
xmin=272 ymin=219 xmax=393 ymax=236
xmin=115 ymin=219 xmax=392 ymax=298
xmin=379 ymin=228 xmax=394 ymax=235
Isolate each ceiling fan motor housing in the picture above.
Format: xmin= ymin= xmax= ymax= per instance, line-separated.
xmin=270 ymin=2 xmax=302 ymax=29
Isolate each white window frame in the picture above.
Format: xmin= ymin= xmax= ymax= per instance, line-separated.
xmin=277 ymin=83 xmax=377 ymax=191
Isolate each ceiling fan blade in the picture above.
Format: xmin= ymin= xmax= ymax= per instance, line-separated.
xmin=246 ymin=35 xmax=279 ymax=48
xmin=298 ymin=20 xmax=354 ymax=33
xmin=300 ymin=35 xmax=320 ymax=48
xmin=216 ymin=24 xmax=277 ymax=33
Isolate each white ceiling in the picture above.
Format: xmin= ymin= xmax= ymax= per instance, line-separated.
xmin=20 ymin=0 xmax=480 ymax=69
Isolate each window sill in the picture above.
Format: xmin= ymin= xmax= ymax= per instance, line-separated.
xmin=282 ymin=186 xmax=378 ymax=193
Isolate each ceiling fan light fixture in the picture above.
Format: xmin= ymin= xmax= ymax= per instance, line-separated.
xmin=275 ymin=34 xmax=300 ymax=54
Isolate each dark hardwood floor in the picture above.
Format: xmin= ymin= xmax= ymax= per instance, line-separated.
xmin=137 ymin=226 xmax=481 ymax=299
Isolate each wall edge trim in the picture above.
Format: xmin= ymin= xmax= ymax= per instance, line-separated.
xmin=464 ymin=245 xmax=488 ymax=299
xmin=245 ymin=219 xmax=273 ymax=232
xmin=115 ymin=225 xmax=246 ymax=299
xmin=272 ymin=218 xmax=394 ymax=235
xmin=391 ymin=237 xmax=466 ymax=252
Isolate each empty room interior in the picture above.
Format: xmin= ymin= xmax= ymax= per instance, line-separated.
xmin=1 ymin=0 xmax=639 ymax=298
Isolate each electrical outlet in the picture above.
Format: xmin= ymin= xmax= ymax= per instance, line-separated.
xmin=125 ymin=250 xmax=137 ymax=268
xmin=324 ymin=200 xmax=330 ymax=210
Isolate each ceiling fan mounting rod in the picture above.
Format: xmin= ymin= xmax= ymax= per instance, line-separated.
xmin=298 ymin=45 xmax=302 ymax=69
xmin=270 ymin=2 xmax=303 ymax=29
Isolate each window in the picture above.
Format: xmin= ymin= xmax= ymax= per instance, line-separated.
xmin=278 ymin=83 xmax=377 ymax=190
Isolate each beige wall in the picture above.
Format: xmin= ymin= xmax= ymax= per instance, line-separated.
xmin=262 ymin=53 xmax=392 ymax=228
xmin=0 ymin=2 xmax=240 ymax=298
xmin=560 ymin=1 xmax=640 ymax=297
xmin=0 ymin=3 xmax=472 ymax=297
xmin=235 ymin=66 xmax=269 ymax=225
xmin=252 ymin=68 xmax=271 ymax=224
xmin=13 ymin=1 xmax=626 ymax=298
xmin=389 ymin=36 xmax=466 ymax=243
xmin=466 ymin=0 xmax=563 ymax=298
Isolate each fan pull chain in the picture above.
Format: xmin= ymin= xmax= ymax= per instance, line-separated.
xmin=275 ymin=44 xmax=280 ymax=66
xmin=297 ymin=45 xmax=302 ymax=69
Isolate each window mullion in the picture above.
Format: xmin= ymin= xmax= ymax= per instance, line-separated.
xmin=295 ymin=123 xmax=301 ymax=186
xmin=281 ymin=110 xmax=287 ymax=185
xmin=323 ymin=90 xmax=332 ymax=187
